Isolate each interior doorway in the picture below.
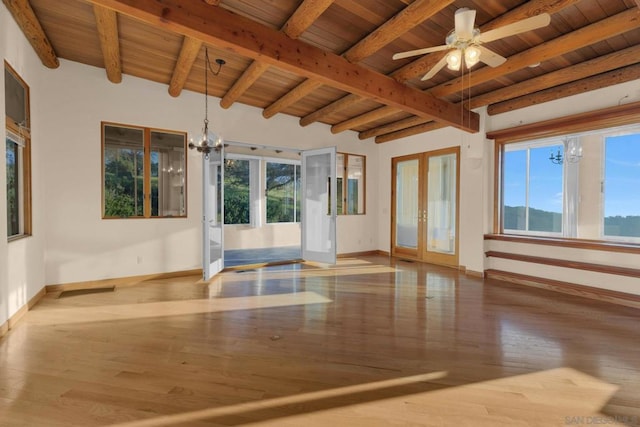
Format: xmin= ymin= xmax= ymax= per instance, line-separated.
xmin=208 ymin=143 xmax=336 ymax=272
xmin=391 ymin=147 xmax=459 ymax=267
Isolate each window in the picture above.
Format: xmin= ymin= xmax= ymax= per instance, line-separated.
xmin=266 ymin=161 xmax=300 ymax=223
xmin=498 ymin=123 xmax=640 ymax=243
xmin=336 ymin=152 xmax=365 ymax=215
xmin=5 ymin=62 xmax=31 ymax=239
xmin=503 ymin=141 xmax=563 ymax=235
xmin=102 ymin=123 xmax=186 ymax=218
xmin=603 ymin=132 xmax=640 ymax=239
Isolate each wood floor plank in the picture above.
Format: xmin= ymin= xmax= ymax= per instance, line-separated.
xmin=0 ymin=255 xmax=639 ymax=426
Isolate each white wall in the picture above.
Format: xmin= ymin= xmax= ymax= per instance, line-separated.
xmin=1 ymin=4 xmax=47 ymax=324
xmin=39 ymin=59 xmax=378 ymax=285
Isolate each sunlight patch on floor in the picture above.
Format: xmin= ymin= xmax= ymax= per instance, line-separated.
xmin=26 ymin=292 xmax=332 ymax=326
xmin=109 ymin=368 xmax=624 ymax=427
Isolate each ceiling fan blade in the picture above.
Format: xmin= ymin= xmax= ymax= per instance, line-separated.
xmin=392 ymin=44 xmax=449 ymax=60
xmin=479 ymin=13 xmax=551 ymax=43
xmin=421 ymin=55 xmax=449 ymax=81
xmin=476 ymin=45 xmax=506 ymax=67
xmin=454 ymin=8 xmax=476 ymax=40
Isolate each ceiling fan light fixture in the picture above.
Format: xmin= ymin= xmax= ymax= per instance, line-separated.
xmin=464 ymin=45 xmax=481 ymax=68
xmin=446 ymin=49 xmax=462 ymax=71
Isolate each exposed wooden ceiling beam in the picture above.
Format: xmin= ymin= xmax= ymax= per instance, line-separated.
xmin=2 ymin=0 xmax=59 ymax=68
xmin=342 ymin=0 xmax=454 ymax=63
xmin=305 ymin=0 xmax=580 ymax=130
xmin=376 ymin=122 xmax=445 ymax=144
xmin=335 ymin=6 xmax=640 ymax=135
xmin=359 ymin=116 xmax=430 ymax=140
xmin=488 ymin=64 xmax=640 ymax=115
xmin=478 ymin=44 xmax=640 ymax=112
xmin=363 ymin=42 xmax=640 ymax=141
xmin=93 ymin=5 xmax=122 ymax=83
xmin=263 ymin=80 xmax=322 ymax=118
xmin=264 ymin=0 xmax=453 ymax=120
xmin=282 ymin=0 xmax=335 ymax=39
xmin=87 ymin=0 xmax=479 ymax=132
xmin=300 ymin=93 xmax=357 ymax=126
xmin=374 ymin=63 xmax=640 ymax=144
xmin=168 ymin=37 xmax=202 ymax=97
xmin=220 ymin=0 xmax=334 ymax=109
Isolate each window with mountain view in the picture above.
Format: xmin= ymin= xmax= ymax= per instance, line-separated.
xmin=500 ymin=124 xmax=640 ymax=242
xmin=266 ymin=161 xmax=300 ymax=223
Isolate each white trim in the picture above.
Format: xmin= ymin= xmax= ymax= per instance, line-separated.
xmin=6 ymin=129 xmax=25 ymax=147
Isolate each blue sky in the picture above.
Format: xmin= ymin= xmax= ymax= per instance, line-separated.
xmin=503 ymin=133 xmax=640 ymax=217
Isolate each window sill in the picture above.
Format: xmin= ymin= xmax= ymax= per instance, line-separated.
xmin=484 ymin=234 xmax=640 ymax=255
xmin=8 ymin=233 xmax=31 ymax=243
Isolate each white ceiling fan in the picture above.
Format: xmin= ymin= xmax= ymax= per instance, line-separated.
xmin=393 ymin=8 xmax=551 ymax=81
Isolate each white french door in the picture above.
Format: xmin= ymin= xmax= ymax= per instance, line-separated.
xmin=202 ymin=146 xmax=224 ymax=280
xmin=301 ymin=146 xmax=337 ymax=264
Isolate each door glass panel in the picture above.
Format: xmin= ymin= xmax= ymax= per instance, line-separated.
xmin=395 ymin=159 xmax=419 ymax=248
xmin=203 ymin=147 xmax=224 ymax=280
xmin=302 ymin=147 xmax=336 ymax=264
xmin=426 ymin=153 xmax=456 ymax=254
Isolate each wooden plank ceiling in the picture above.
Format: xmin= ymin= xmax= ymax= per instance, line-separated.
xmin=4 ymin=0 xmax=640 ymax=143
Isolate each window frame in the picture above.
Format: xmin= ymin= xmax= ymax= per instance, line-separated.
xmin=4 ymin=61 xmax=32 ymax=241
xmin=488 ymin=100 xmax=640 ymax=249
xmin=502 ymin=138 xmax=566 ymax=237
xmin=264 ymin=157 xmax=301 ymax=224
xmin=336 ymin=152 xmax=366 ymax=215
xmin=101 ymin=121 xmax=187 ymax=219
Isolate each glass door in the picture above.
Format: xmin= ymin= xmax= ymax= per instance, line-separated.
xmin=391 ymin=155 xmax=422 ymax=259
xmin=391 ymin=148 xmax=459 ymax=267
xmin=301 ymin=146 xmax=336 ymax=264
xmin=422 ymin=148 xmax=459 ymax=267
xmin=203 ymin=146 xmax=224 ymax=280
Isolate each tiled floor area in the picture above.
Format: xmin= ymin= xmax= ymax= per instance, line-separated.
xmin=224 ymin=245 xmax=302 ymax=267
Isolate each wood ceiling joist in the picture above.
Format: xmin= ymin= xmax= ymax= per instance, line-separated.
xmin=335 ymin=5 xmax=640 ymax=135
xmin=309 ymin=0 xmax=581 ymax=131
xmin=220 ymin=0 xmax=335 ymax=109
xmin=488 ymin=64 xmax=640 ymax=115
xmin=2 ymin=0 xmax=59 ymax=68
xmin=87 ymin=0 xmax=479 ymax=132
xmin=362 ymin=42 xmax=640 ymax=141
xmin=359 ymin=116 xmax=431 ymax=140
xmin=168 ymin=36 xmax=202 ymax=97
xmin=263 ymin=0 xmax=454 ymax=120
xmin=374 ymin=63 xmax=640 ymax=144
xmin=480 ymin=43 xmax=640 ymax=112
xmin=376 ymin=122 xmax=445 ymax=144
xmin=93 ymin=5 xmax=122 ymax=83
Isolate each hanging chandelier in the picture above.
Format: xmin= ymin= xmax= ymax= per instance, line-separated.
xmin=188 ymin=48 xmax=225 ymax=159
xmin=550 ymin=136 xmax=583 ymax=165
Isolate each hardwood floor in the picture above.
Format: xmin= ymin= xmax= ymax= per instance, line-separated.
xmin=1 ymin=255 xmax=639 ymax=426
